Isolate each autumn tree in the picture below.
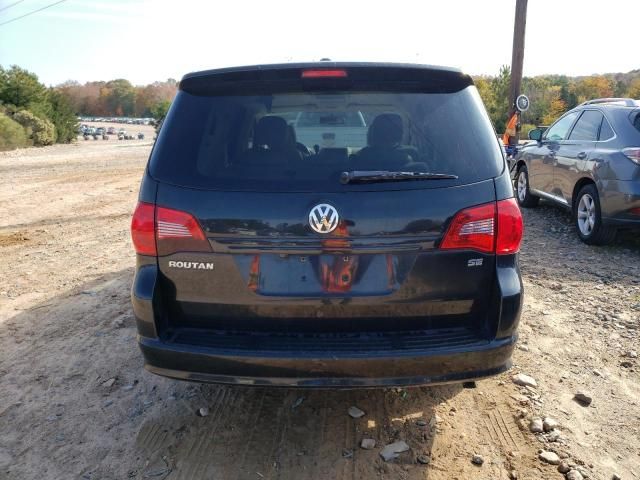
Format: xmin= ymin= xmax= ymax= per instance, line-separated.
xmin=627 ymin=78 xmax=640 ymax=99
xmin=571 ymin=76 xmax=614 ymax=103
xmin=542 ymin=86 xmax=567 ymax=124
xmin=475 ymin=66 xmax=511 ymax=133
xmin=0 ymin=65 xmax=48 ymax=112
xmin=48 ymin=89 xmax=78 ymax=143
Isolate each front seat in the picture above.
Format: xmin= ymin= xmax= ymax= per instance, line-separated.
xmin=238 ymin=116 xmax=301 ymax=170
xmin=350 ymin=113 xmax=412 ymax=170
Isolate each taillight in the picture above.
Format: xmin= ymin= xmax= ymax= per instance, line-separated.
xmin=156 ymin=206 xmax=210 ymax=256
xmin=441 ymin=203 xmax=496 ymax=253
xmin=130 ymin=202 xmax=210 ymax=256
xmin=301 ymin=69 xmax=348 ymax=78
xmin=440 ymin=199 xmax=523 ymax=255
xmin=495 ymin=198 xmax=524 ymax=254
xmin=131 ymin=202 xmax=156 ymax=256
xmin=622 ymin=147 xmax=640 ymax=165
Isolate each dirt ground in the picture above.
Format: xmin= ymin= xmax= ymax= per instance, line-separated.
xmin=0 ymin=134 xmax=638 ymax=480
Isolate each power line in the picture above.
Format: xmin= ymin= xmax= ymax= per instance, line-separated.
xmin=0 ymin=0 xmax=26 ymax=14
xmin=0 ymin=0 xmax=67 ymax=27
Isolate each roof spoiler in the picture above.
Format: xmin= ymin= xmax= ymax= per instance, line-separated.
xmin=179 ymin=63 xmax=473 ymax=96
xmin=580 ymin=98 xmax=638 ymax=107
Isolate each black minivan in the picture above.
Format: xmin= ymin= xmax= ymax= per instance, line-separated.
xmin=130 ymin=62 xmax=524 ymax=387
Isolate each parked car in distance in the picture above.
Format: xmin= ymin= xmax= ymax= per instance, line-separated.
xmin=107 ymin=127 xmax=116 ymax=135
xmin=514 ymin=98 xmax=640 ymax=245
xmin=137 ymin=132 xmax=145 ymax=140
xmin=292 ymin=110 xmax=368 ymax=153
xmin=130 ymin=62 xmax=524 ymax=388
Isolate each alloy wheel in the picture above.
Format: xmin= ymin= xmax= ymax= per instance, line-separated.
xmin=517 ymin=171 xmax=527 ymax=202
xmin=577 ymin=193 xmax=596 ymax=236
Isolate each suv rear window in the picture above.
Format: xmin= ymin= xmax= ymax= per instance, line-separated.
xmin=149 ymin=87 xmax=503 ymax=191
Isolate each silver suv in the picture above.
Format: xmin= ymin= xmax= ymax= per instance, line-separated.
xmin=514 ymin=98 xmax=640 ymax=244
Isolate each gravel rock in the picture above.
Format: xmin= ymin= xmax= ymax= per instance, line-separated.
xmin=342 ymin=448 xmax=353 ymax=459
xmin=379 ymin=441 xmax=409 ymax=461
xmin=539 ymin=451 xmax=561 ymax=465
xmin=512 ymin=373 xmax=538 ymax=388
xmin=529 ymin=417 xmax=544 ymax=433
xmin=197 ymin=407 xmax=209 ymax=417
xmin=546 ymin=430 xmax=561 ymax=442
xmin=101 ymin=378 xmax=116 ymax=388
xmin=566 ymin=470 xmax=584 ymax=480
xmin=558 ymin=460 xmax=571 ymax=473
xmin=471 ymin=454 xmax=484 ymax=465
xmin=543 ymin=417 xmax=559 ymax=432
xmin=416 ymin=454 xmax=430 ymax=464
xmin=348 ymin=406 xmax=365 ymax=418
xmin=574 ymin=392 xmax=593 ymax=406
xmin=626 ymin=350 xmax=638 ymax=358
xmin=360 ymin=438 xmax=376 ymax=450
xmin=415 ymin=419 xmax=427 ymax=427
xmin=611 ymin=474 xmax=621 ymax=480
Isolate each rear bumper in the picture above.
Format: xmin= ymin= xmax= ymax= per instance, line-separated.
xmin=601 ymin=179 xmax=640 ymax=227
xmin=139 ymin=333 xmax=515 ymax=388
xmin=132 ymin=253 xmax=522 ymax=388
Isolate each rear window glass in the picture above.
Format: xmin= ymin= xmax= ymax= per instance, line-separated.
xmin=569 ymin=110 xmax=602 ymax=141
xmin=149 ymin=87 xmax=503 ymax=191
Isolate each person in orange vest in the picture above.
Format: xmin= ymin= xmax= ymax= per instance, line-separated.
xmin=502 ymin=111 xmax=520 ymax=157
xmin=502 ymin=111 xmax=520 ymax=146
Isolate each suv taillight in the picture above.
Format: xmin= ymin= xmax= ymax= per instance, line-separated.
xmin=131 ymin=202 xmax=210 ymax=256
xmin=131 ymin=202 xmax=156 ymax=255
xmin=495 ymin=198 xmax=524 ymax=254
xmin=440 ymin=199 xmax=523 ymax=255
xmin=623 ymin=147 xmax=640 ymax=165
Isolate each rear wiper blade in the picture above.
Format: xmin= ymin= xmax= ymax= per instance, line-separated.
xmin=340 ymin=170 xmax=458 ymax=184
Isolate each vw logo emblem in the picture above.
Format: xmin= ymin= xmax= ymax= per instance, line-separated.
xmin=309 ymin=204 xmax=339 ymax=234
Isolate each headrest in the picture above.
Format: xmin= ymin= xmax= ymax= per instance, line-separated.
xmin=254 ymin=116 xmax=288 ymax=150
xmin=368 ymin=113 xmax=403 ymax=147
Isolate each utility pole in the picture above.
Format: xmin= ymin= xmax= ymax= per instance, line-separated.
xmin=509 ymin=0 xmax=528 ymax=143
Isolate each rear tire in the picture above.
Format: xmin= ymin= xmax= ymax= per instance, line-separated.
xmin=515 ymin=165 xmax=539 ymax=208
xmin=574 ymin=184 xmax=616 ymax=245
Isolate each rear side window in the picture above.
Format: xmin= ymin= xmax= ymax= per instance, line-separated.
xmin=569 ymin=110 xmax=603 ymax=141
xmin=599 ymin=116 xmax=615 ymax=141
xmin=630 ymin=110 xmax=640 ymax=133
xmin=149 ymin=87 xmax=503 ymax=191
xmin=545 ymin=111 xmax=579 ymax=141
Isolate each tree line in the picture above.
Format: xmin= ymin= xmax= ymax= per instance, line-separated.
xmin=0 ymin=65 xmax=79 ymax=150
xmin=1 ymin=63 xmax=639 ymax=152
xmin=0 ymin=65 xmax=176 ymax=151
xmin=57 ymin=78 xmax=176 ymax=119
xmin=475 ymin=66 xmax=640 ymax=135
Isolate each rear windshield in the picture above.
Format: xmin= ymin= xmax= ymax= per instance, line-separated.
xmin=149 ymin=87 xmax=503 ymax=191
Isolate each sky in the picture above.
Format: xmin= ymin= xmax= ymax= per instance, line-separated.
xmin=0 ymin=0 xmax=638 ymax=86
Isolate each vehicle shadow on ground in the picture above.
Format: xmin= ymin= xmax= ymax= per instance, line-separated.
xmin=0 ymin=268 xmax=462 ymax=480
xmin=135 ymin=383 xmax=461 ymax=480
xmin=520 ymin=202 xmax=640 ymax=288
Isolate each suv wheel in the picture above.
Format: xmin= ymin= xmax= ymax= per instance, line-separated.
xmin=515 ymin=165 xmax=539 ymax=208
xmin=574 ymin=184 xmax=616 ymax=245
